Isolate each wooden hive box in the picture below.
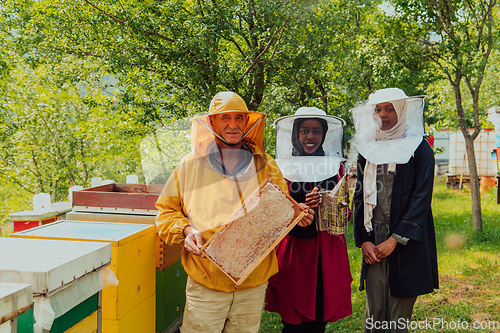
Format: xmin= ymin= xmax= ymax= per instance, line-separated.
xmin=201 ymin=179 xmax=306 ymax=288
xmin=64 ymin=310 xmax=98 ymax=333
xmin=15 ymin=306 xmax=33 ymax=333
xmin=102 ymin=293 xmax=156 ymax=333
xmin=11 ymin=221 xmax=156 ymax=329
xmin=48 ymin=292 xmax=99 ymax=333
xmin=0 ymin=237 xmax=111 ymax=296
xmin=72 ymin=183 xmax=163 ymax=215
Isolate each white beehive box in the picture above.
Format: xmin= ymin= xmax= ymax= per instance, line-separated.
xmin=448 ymin=130 xmax=496 ymax=177
xmin=0 ymin=238 xmax=111 ymax=296
xmin=0 ymin=282 xmax=33 ymax=327
xmin=9 ymin=201 xmax=73 ymax=221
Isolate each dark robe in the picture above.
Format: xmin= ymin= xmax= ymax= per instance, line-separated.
xmin=353 ymin=139 xmax=439 ymax=298
xmin=265 ymin=167 xmax=352 ymax=324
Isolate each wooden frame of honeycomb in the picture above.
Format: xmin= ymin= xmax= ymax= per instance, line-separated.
xmin=200 ymin=178 xmax=306 ymax=288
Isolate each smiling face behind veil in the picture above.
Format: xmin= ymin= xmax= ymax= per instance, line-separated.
xmin=274 ymin=107 xmax=345 ymax=182
xmin=291 ymin=118 xmax=328 ymax=156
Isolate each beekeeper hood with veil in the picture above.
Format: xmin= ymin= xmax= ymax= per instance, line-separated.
xmin=156 ymin=91 xmax=288 ymax=239
xmin=274 ymin=107 xmax=345 ymax=182
xmin=350 ymin=88 xmax=425 ymax=165
xmin=190 ymin=91 xmax=267 ymax=179
xmin=350 ymin=87 xmax=425 ymax=232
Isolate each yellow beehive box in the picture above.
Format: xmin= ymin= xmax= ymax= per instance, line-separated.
xmin=65 ymin=211 xmax=182 ymax=271
xmin=65 ymin=311 xmax=97 ymax=333
xmin=103 ymin=292 xmax=156 ymax=333
xmin=11 ymin=220 xmax=156 ymax=321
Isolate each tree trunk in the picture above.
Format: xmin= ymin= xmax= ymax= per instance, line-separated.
xmin=463 ymin=133 xmax=483 ymax=233
xmin=248 ymin=63 xmax=265 ymax=111
xmin=454 ymin=79 xmax=483 ymax=233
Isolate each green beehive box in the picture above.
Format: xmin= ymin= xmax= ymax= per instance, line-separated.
xmin=17 ymin=306 xmax=34 ymax=333
xmin=156 ymin=260 xmax=187 ymax=333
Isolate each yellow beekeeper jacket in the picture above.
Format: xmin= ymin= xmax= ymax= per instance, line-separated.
xmin=155 ymin=92 xmax=288 ymax=292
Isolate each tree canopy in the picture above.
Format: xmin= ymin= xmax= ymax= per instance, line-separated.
xmin=389 ymin=0 xmax=499 ymax=232
xmin=0 ymin=56 xmax=143 ymax=201
xmin=0 ymin=0 xmax=499 ymax=225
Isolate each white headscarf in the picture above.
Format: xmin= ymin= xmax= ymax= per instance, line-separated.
xmin=374 ymin=99 xmax=407 ymax=141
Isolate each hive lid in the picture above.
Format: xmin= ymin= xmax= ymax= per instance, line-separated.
xmin=11 ymin=220 xmax=154 ymax=246
xmin=0 ymin=238 xmax=111 ymax=295
xmin=9 ymin=201 xmax=72 ymax=220
xmin=65 ymin=211 xmax=157 ymax=224
xmin=0 ymin=282 xmax=33 ymax=323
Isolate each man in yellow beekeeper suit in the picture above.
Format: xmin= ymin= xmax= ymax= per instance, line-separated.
xmin=155 ymin=91 xmax=314 ymax=333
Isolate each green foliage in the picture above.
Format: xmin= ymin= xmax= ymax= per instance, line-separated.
xmin=390 ymin=0 xmax=499 ymax=113
xmin=0 ymin=58 xmax=142 ymax=201
xmin=1 ymin=0 xmax=454 ymax=165
xmin=0 ymin=0 xmax=499 ymax=230
xmin=425 ymin=50 xmax=500 ymax=130
xmin=259 ymin=0 xmax=436 ymax=154
xmin=1 ymin=0 xmax=338 ymax=119
xmin=0 ymin=185 xmax=31 ymax=227
xmin=387 ymin=0 xmax=500 ymax=232
xmin=140 ymin=118 xmax=192 ymax=185
xmin=0 ymin=0 xmax=436 ymax=134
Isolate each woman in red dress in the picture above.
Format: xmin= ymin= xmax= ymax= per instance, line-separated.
xmin=266 ymin=107 xmax=352 ymax=333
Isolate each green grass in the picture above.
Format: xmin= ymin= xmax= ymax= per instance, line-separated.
xmin=260 ymin=176 xmax=500 ymax=332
